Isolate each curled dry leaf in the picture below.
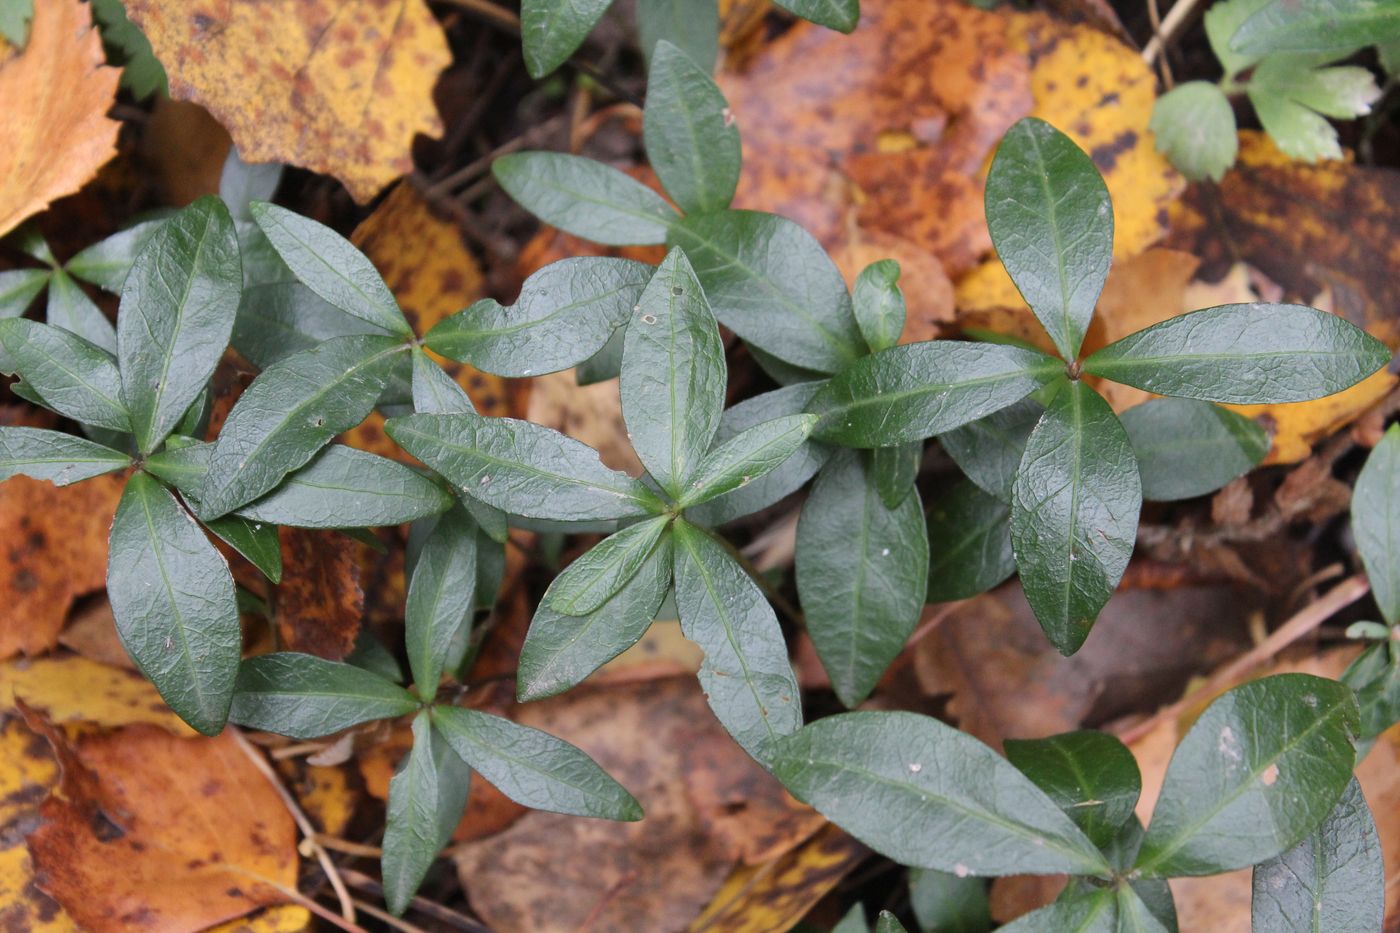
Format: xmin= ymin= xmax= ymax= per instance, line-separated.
xmin=124 ymin=0 xmax=451 ymax=202
xmin=276 ymin=528 xmax=364 ymax=660
xmin=0 ymin=0 xmax=121 ymax=236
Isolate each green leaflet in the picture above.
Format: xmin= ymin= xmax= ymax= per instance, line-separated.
xmin=678 ymin=414 xmax=817 ymax=508
xmin=0 ymin=268 xmax=50 ymax=319
xmin=869 ymin=441 xmax=920 ymax=509
xmin=1135 ymin=674 xmax=1359 ymax=877
xmin=229 ymin=652 xmax=421 ymax=740
xmin=1352 ymin=424 xmax=1400 ymax=624
xmin=852 ymin=259 xmax=905 ymax=355
xmin=1011 ymin=380 xmax=1141 ymax=656
xmin=1082 ymin=303 xmax=1391 ymax=404
xmin=1149 ymin=82 xmax=1239 ymax=183
xmin=985 ymin=118 xmax=1112 ymax=361
xmin=494 ymin=151 xmax=679 ymax=246
xmin=796 ymin=451 xmax=928 ymax=708
xmin=671 ymin=520 xmax=803 ymax=759
xmin=996 ymin=886 xmax=1119 ymax=932
xmin=772 ymin=0 xmax=859 ymax=32
xmin=812 ymin=340 xmax=1060 ymax=447
xmin=201 ymin=511 xmax=283 ymax=584
xmin=430 ymin=705 xmax=643 ymax=820
xmin=925 ymin=480 xmax=1015 ymax=604
xmin=0 ymin=318 xmax=131 ymax=432
xmin=873 ymin=912 xmax=908 ymax=933
xmin=231 ymin=279 xmax=384 ymax=370
xmin=1120 ymin=397 xmax=1268 ymax=502
xmin=520 ymin=0 xmax=614 ymax=76
xmin=768 ymin=711 xmax=1111 ymax=876
xmin=107 ymin=472 xmax=241 ymax=736
xmin=66 ymin=218 xmax=167 ymax=293
xmin=637 ymin=0 xmax=718 ymax=71
xmin=908 ymin=869 xmax=991 ymax=933
xmin=405 ymin=507 xmax=479 ymax=701
xmin=1004 ymin=731 xmax=1141 ymax=849
xmin=1341 ymin=642 xmax=1400 ymax=757
xmin=1230 ymin=0 xmax=1399 ymax=57
xmin=48 ymin=268 xmax=117 ymax=353
xmin=940 ymin=395 xmax=1044 ymax=502
xmin=424 ymin=257 xmax=651 ymax=377
xmin=643 ymin=41 xmax=740 ymax=215
xmin=0 ymin=427 xmax=130 ymax=485
xmin=544 ymin=515 xmax=671 ymax=616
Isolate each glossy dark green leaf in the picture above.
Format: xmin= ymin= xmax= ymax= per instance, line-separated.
xmin=769 ymin=711 xmax=1110 ymax=875
xmin=852 ymin=259 xmax=905 ymax=354
xmin=576 ymin=327 xmax=624 ymax=385
xmin=202 ymin=512 xmax=283 ymax=583
xmin=0 ymin=318 xmax=130 ymax=431
xmin=644 ymin=41 xmax=739 ymax=214
xmin=430 ymin=705 xmax=642 ymax=820
xmin=1121 ymin=398 xmax=1269 ymax=501
xmin=926 ymin=480 xmax=1015 ymax=605
xmin=494 ymin=152 xmax=678 ymax=246
xmin=833 ymin=903 xmax=869 ymax=933
xmin=425 ymin=258 xmax=650 ymax=377
xmin=1004 ymin=731 xmax=1141 ymax=848
xmin=1341 ymin=642 xmax=1400 ymax=757
xmin=1230 ymin=0 xmax=1397 ymax=56
xmin=66 ymin=218 xmax=167 ymax=292
xmin=231 ymin=279 xmax=384 ymax=369
xmin=797 ymin=451 xmax=928 ymax=708
xmin=0 ymin=268 xmax=49 ymax=319
xmin=236 ymin=445 xmax=452 ymax=528
xmin=620 ymin=248 xmax=726 ymax=496
xmin=1011 ymin=381 xmax=1141 ymax=656
xmin=196 ymin=334 xmax=406 ymax=518
xmin=940 ymin=396 xmax=1044 ymax=502
xmin=773 ymin=0 xmax=859 ymax=32
xmin=386 ymin=412 xmax=661 ymax=521
xmin=405 ymin=507 xmax=479 ymax=700
xmin=811 ymin=341 xmax=1059 ymax=447
xmin=47 ymin=268 xmax=116 ymax=353
xmin=1083 ymin=304 xmax=1391 ymax=404
xmin=1251 ymin=778 xmax=1384 ymax=933
xmin=1135 ymin=673 xmax=1359 ymax=877
xmin=249 ymin=201 xmax=409 ymax=337
xmin=0 ymin=427 xmax=129 ymax=485
xmin=1353 ymin=424 xmax=1400 ymax=624
xmin=107 ymin=472 xmax=240 ymax=736
xmin=637 ymin=0 xmax=718 ymax=70
xmin=672 ymin=519 xmax=802 ymax=757
xmin=669 ymin=210 xmax=863 ymax=373
xmin=874 ymin=913 xmax=908 ymax=933
xmin=870 ymin=442 xmax=920 ymax=509
xmin=679 ymin=414 xmax=817 ymax=508
xmin=117 ymin=196 xmax=241 ymax=454
xmin=986 ymin=118 xmax=1112 ymax=361
xmin=518 ymin=531 xmax=673 ymax=701
xmin=546 ymin=517 xmax=672 ymax=617
xmin=1115 ymin=885 xmax=1175 ymax=933
xmin=908 ymin=868 xmax=991 ymax=933
xmin=382 ymin=713 xmax=472 ymax=916
xmin=219 ymin=149 xmax=282 ymax=222
xmin=229 ymin=652 xmax=420 ymax=739
xmin=520 ymin=0 xmax=614 ymax=76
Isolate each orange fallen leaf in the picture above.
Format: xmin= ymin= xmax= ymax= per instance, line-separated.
xmin=276 ymin=529 xmax=363 ymax=660
xmin=0 ymin=0 xmax=121 ymax=235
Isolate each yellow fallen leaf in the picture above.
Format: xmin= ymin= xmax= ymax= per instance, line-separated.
xmin=0 ymin=656 xmax=195 ymax=735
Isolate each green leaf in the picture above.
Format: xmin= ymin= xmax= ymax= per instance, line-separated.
xmin=797 ymin=451 xmax=928 ymax=708
xmin=1004 ymin=731 xmax=1141 ymax=849
xmin=812 ymin=341 xmax=1060 ymax=448
xmin=547 ymin=517 xmax=672 ymax=618
xmin=833 ymin=903 xmax=870 ymax=933
xmin=518 ymin=531 xmax=672 ymax=701
xmin=852 ymin=259 xmax=906 ymax=354
xmin=0 ymin=318 xmax=131 ymax=432
xmin=90 ymin=0 xmax=167 ymax=99
xmin=494 ymin=152 xmax=678 ymax=246
xmin=668 ymin=210 xmax=864 ymax=373
xmin=926 ymin=480 xmax=1016 ymax=604
xmin=385 ymin=412 xmax=662 ymax=521
xmin=382 ymin=713 xmax=472 ymax=916
xmin=869 ymin=442 xmax=920 ymax=509
xmin=231 ymin=280 xmax=384 ymax=370
xmin=637 ymin=0 xmax=718 ymax=71
xmin=219 ymin=149 xmax=282 ymax=223
xmin=0 ymin=0 xmax=31 ymax=45
xmin=425 ymin=258 xmax=650 ymax=377
xmin=577 ymin=327 xmax=624 ymax=384
xmin=1082 ymin=303 xmax=1391 ymax=404
xmin=520 ymin=0 xmax=614 ymax=76
xmin=644 ymin=41 xmax=740 ymax=215
xmin=1352 ymin=424 xmax=1400 ymax=624
xmin=1249 ymin=59 xmax=1380 ymax=163
xmin=1341 ymin=642 xmax=1400 ymax=756
xmin=620 ymin=247 xmax=726 ymax=496
xmin=47 ymin=268 xmax=117 ymax=353
xmin=1231 ymin=0 xmax=1399 ymax=57
xmin=0 ymin=427 xmax=130 ymax=485
xmin=1115 ymin=885 xmax=1175 ymax=933
xmin=1251 ymin=778 xmax=1384 ymax=933
xmin=996 ymin=886 xmax=1118 ymax=932
xmin=249 ymin=202 xmax=409 ymax=337
xmin=686 ymin=382 xmax=831 ymax=526
xmin=410 ymin=348 xmax=475 ymax=414
xmin=107 ymin=472 xmax=240 ymax=736
xmin=1135 ymin=673 xmax=1359 ymax=876
xmin=985 ymin=118 xmax=1112 ymax=361
xmin=229 ymin=652 xmax=420 ymax=739
xmin=66 ymin=218 xmax=167 ymax=293
xmin=1149 ymin=83 xmax=1239 ymax=182
xmin=679 ymin=414 xmax=817 ymax=508
xmin=940 ymin=396 xmax=1043 ymax=502
xmin=672 ymin=519 xmax=802 ymax=758
xmin=1205 ymin=0 xmax=1271 ymax=75
xmin=1012 ymin=381 xmax=1140 ymax=655
xmin=0 ymin=269 xmax=49 ymax=319
xmin=772 ymin=0 xmax=859 ymax=32
xmin=196 ymin=334 xmax=406 ymax=518
xmin=201 ymin=512 xmax=283 ymax=584
xmin=405 ymin=507 xmax=479 ymax=700
xmin=237 ymin=445 xmax=452 ymax=529
xmin=874 ymin=912 xmax=908 ymax=933
xmin=430 ymin=705 xmax=642 ymax=820
xmin=1121 ymin=398 xmax=1268 ymax=502
xmin=908 ymin=868 xmax=991 ymax=933
xmin=768 ymin=711 xmax=1111 ymax=876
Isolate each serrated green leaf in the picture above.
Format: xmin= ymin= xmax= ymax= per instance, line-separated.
xmin=1083 ymin=303 xmax=1391 ymax=404
xmin=546 ymin=515 xmax=671 ymax=615
xmin=1341 ymin=642 xmax=1400 ymax=756
xmin=869 ymin=442 xmax=920 ymax=509
xmin=812 ymin=341 xmax=1060 ymax=447
xmin=425 ymin=257 xmax=650 ymax=377
xmin=0 ymin=427 xmax=129 ymax=485
xmin=852 ymin=259 xmax=905 ymax=354
xmin=1135 ymin=673 xmax=1359 ymax=876
xmin=236 ymin=445 xmax=451 ymax=529
xmin=520 ymin=0 xmax=615 ymax=76
xmin=940 ymin=396 xmax=1044 ymax=502
xmin=66 ymin=218 xmax=167 ymax=293
xmin=229 ymin=652 xmax=420 ymax=739
xmin=679 ymin=414 xmax=817 ymax=508
xmin=1251 ymin=88 xmax=1344 ymax=163
xmin=196 ymin=334 xmax=406 ymax=518
xmin=1251 ymin=778 xmax=1384 ymax=933
xmin=797 ymin=451 xmax=928 ymax=708
xmin=672 ymin=519 xmax=802 ymax=758
xmin=668 ymin=210 xmax=864 ymax=373
xmin=1011 ymin=380 xmax=1141 ymax=656
xmin=1149 ymin=83 xmax=1239 ymax=182
xmin=1121 ymin=398 xmax=1268 ymax=501
xmin=644 ymin=41 xmax=740 ymax=214
xmin=986 ymin=118 xmax=1112 ymax=361
xmin=90 ymin=0 xmax=167 ymax=99
xmin=404 ymin=507 xmax=478 ymax=700
xmin=621 ymin=247 xmax=726 ymax=496
xmin=768 ymin=711 xmax=1111 ymax=876
xmin=1205 ymin=0 xmax=1271 ymax=76
xmin=47 ymin=268 xmax=116 ymax=353
xmin=909 ymin=868 xmax=991 ymax=933
xmin=0 ymin=268 xmax=49 ymax=320
xmin=0 ymin=318 xmax=131 ymax=431
xmin=1004 ymin=731 xmax=1141 ymax=849
xmin=108 ymin=472 xmax=240 ymax=736
xmin=430 ymin=705 xmax=643 ymax=820
xmin=494 ymin=152 xmax=679 ymax=246
xmin=773 ymin=0 xmax=859 ymax=32
xmin=637 ymin=0 xmax=718 ymax=71
xmin=926 ymin=479 xmax=1016 ymax=604
xmin=1254 ymin=60 xmax=1381 ymax=118
xmin=1230 ymin=0 xmax=1399 ymax=57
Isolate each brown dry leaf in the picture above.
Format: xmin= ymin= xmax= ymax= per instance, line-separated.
xmin=831 ymin=229 xmax=956 ymax=344
xmin=0 ymin=474 xmax=126 ymax=660
xmin=141 ymin=99 xmax=233 ymax=206
xmin=0 ymin=717 xmax=70 ymax=932
xmin=589 ymin=620 xmax=705 ymax=688
xmin=0 ymin=0 xmax=121 ymax=235
xmin=276 ymin=529 xmax=363 ymax=660
xmin=527 ymin=370 xmax=643 ymax=475
xmin=56 ymin=599 xmax=134 ymax=670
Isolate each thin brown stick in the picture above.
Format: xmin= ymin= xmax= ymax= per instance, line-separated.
xmin=352 ymin=898 xmax=432 ymax=933
xmin=339 ymin=868 xmax=491 ymax=932
xmin=227 ymin=868 xmax=371 ymax=933
xmin=1143 ymin=0 xmax=1209 ymax=66
xmin=315 ymin=834 xmax=384 ymax=858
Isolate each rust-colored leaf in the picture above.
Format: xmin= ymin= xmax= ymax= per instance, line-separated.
xmin=276 ymin=529 xmax=363 ymax=660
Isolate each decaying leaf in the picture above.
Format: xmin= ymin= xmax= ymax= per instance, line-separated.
xmin=0 ymin=717 xmax=67 ymax=933
xmin=1 ymin=656 xmax=194 ymax=735
xmin=124 ymin=0 xmax=452 ymax=202
xmin=276 ymin=529 xmax=364 ymax=660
